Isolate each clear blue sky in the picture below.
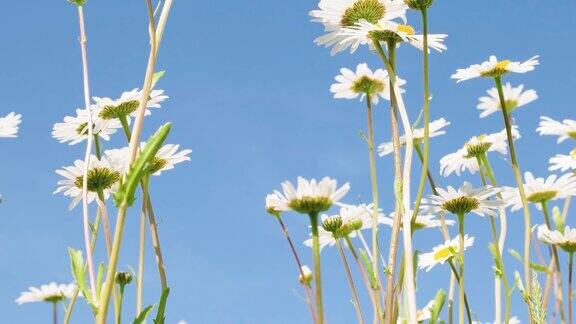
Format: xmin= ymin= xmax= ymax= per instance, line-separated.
xmin=1 ymin=0 xmax=575 ymax=323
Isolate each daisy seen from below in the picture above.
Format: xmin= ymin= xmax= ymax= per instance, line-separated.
xmin=502 ymin=172 xmax=576 ymax=212
xmin=421 ymin=182 xmax=503 ymax=218
xmin=52 ymin=106 xmax=122 ymax=145
xmin=104 ymin=143 xmax=192 ymax=176
xmin=451 ymin=55 xmax=539 ymax=83
xmin=549 ymin=150 xmax=576 ymax=172
xmin=0 ymin=112 xmax=22 ymax=138
xmin=309 ymin=0 xmax=407 ymax=56
xmin=381 ymin=210 xmax=455 ymax=231
xmin=537 ymin=224 xmax=576 ymax=254
xmin=418 ymin=234 xmax=475 ymax=271
xmin=93 ymin=88 xmax=168 ymax=121
xmin=439 ymin=126 xmax=520 ymax=177
xmin=16 ymin=282 xmax=76 ymax=324
xmin=477 ymin=83 xmax=537 ymax=118
xmin=330 ymin=63 xmax=405 ymax=105
xmin=536 ymin=116 xmax=576 ymax=143
xmin=378 ymin=117 xmax=449 ymax=156
xmin=54 ymin=154 xmax=123 ymax=210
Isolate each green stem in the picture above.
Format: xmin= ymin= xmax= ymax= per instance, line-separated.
xmin=136 ymin=183 xmax=148 ymax=315
xmin=52 ymin=302 xmax=57 ymax=324
xmin=478 ymin=154 xmax=511 ymax=323
xmin=494 ymin=76 xmax=532 ymax=296
xmin=336 ymin=239 xmax=364 ymax=324
xmin=569 ymin=252 xmax=574 ymax=324
xmin=119 ymin=115 xmax=132 ymax=139
xmin=447 ymin=260 xmax=472 ymax=324
xmin=414 ymin=144 xmax=438 ymax=195
xmin=116 ymin=285 xmax=125 ymax=324
xmin=541 ymin=201 xmax=566 ymax=322
xmin=457 ymin=213 xmax=466 ymax=324
xmin=309 ymin=212 xmax=324 ymax=324
xmin=94 ymin=135 xmax=102 ymax=159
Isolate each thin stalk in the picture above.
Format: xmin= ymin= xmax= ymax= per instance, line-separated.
xmin=494 ymin=76 xmax=532 ymax=296
xmin=457 ymin=213 xmax=466 ymax=324
xmin=52 ymin=302 xmax=57 ymax=324
xmin=568 ymin=252 xmax=574 ymax=324
xmin=364 ymin=94 xmax=384 ymax=322
xmin=96 ymin=190 xmax=120 ymax=317
xmin=414 ymin=144 xmax=437 ymax=194
xmin=76 ymin=4 xmax=97 ymax=301
xmin=119 ymin=115 xmax=131 ymax=140
xmin=345 ymin=236 xmax=379 ymax=307
xmin=336 ymin=239 xmax=365 ymax=324
xmin=309 ymin=212 xmax=324 ymax=324
xmin=116 ymin=285 xmax=125 ymax=324
xmin=447 ymin=260 xmax=472 ymax=323
xmin=542 ymin=201 xmax=566 ymax=322
xmin=136 ymin=183 xmax=149 ymax=315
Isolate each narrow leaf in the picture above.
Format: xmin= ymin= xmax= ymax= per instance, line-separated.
xmin=133 ymin=305 xmax=155 ymax=324
xmin=153 ymin=288 xmax=170 ymax=324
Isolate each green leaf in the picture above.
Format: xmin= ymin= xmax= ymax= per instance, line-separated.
xmin=114 ymin=123 xmax=171 ymax=207
xmin=552 ymin=206 xmax=565 ymax=231
xmin=152 ymin=71 xmax=166 ymax=86
xmin=96 ymin=263 xmax=105 ymax=300
xmin=133 ymin=305 xmax=155 ymax=324
xmin=508 ymin=249 xmax=522 ymax=263
xmin=153 ymin=288 xmax=170 ymax=324
xmin=68 ymin=248 xmax=95 ymax=310
xmin=529 ymin=262 xmax=550 ymax=273
xmin=429 ymin=289 xmax=446 ymax=324
xmin=359 ymin=249 xmax=378 ymax=289
xmin=488 ymin=244 xmax=503 ymax=278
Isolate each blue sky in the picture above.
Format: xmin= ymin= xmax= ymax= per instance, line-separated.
xmin=1 ymin=0 xmax=575 ymax=323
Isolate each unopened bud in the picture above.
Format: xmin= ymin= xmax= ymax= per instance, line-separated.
xmin=322 ymin=216 xmax=343 ymax=232
xmin=115 ymin=272 xmax=133 ymax=287
xmin=298 ymin=265 xmax=313 ymax=285
xmin=349 ymin=217 xmax=363 ymax=231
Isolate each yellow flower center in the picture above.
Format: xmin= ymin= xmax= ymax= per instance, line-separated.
xmin=568 ymin=131 xmax=576 ymax=140
xmin=570 ymin=149 xmax=576 ymax=159
xmin=352 ymin=76 xmax=385 ymax=96
xmin=495 ymin=60 xmax=511 ymax=70
xmin=397 ymin=24 xmax=415 ymax=35
xmin=433 ymin=245 xmax=456 ymax=261
xmin=481 ymin=60 xmax=512 ymax=77
xmin=527 ymin=190 xmax=558 ymax=204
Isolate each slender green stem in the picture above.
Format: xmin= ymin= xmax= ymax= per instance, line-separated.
xmin=52 ymin=302 xmax=57 ymax=324
xmin=136 ymin=183 xmax=148 ymax=315
xmin=414 ymin=144 xmax=438 ymax=195
xmin=494 ymin=76 xmax=532 ymax=296
xmin=116 ymin=285 xmax=125 ymax=324
xmin=457 ymin=213 xmax=466 ymax=324
xmin=309 ymin=212 xmax=324 ymax=324
xmin=569 ymin=252 xmax=574 ymax=324
xmin=541 ymin=201 xmax=566 ymax=322
xmin=119 ymin=115 xmax=132 ymax=139
xmin=94 ymin=135 xmax=102 ymax=159
xmin=336 ymin=239 xmax=364 ymax=324
xmin=447 ymin=260 xmax=472 ymax=324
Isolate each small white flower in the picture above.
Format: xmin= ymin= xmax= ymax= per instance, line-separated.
xmin=378 ymin=118 xmax=450 ymax=157
xmin=536 ymin=116 xmax=576 ymax=143
xmin=381 ymin=211 xmax=455 ymax=230
xmin=549 ymin=150 xmax=576 ymax=172
xmin=104 ymin=143 xmax=191 ymax=176
xmin=451 ymin=55 xmax=539 ymax=83
xmin=502 ymin=172 xmax=576 ymax=211
xmin=439 ymin=126 xmax=520 ymax=177
xmin=537 ymin=224 xmax=576 ymax=253
xmin=0 ymin=112 xmax=22 ymax=138
xmin=93 ymin=88 xmax=168 ymax=120
xmin=52 ymin=106 xmax=122 ymax=145
xmin=330 ymin=63 xmax=405 ymax=105
xmin=418 ymin=235 xmax=475 ymax=271
xmin=310 ymin=0 xmax=407 ymax=56
xmin=421 ymin=182 xmax=503 ymax=217
xmin=15 ymin=283 xmax=76 ymax=305
xmin=270 ymin=177 xmax=350 ymax=214
xmin=477 ymin=83 xmax=537 ymax=118
xmin=54 ymin=154 xmax=123 ymax=210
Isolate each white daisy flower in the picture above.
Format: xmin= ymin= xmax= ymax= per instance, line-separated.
xmin=104 ymin=143 xmax=191 ymax=176
xmin=93 ymin=88 xmax=168 ymax=120
xmin=537 ymin=224 xmax=576 ymax=253
xmin=15 ymin=283 xmax=76 ymax=305
xmin=52 ymin=106 xmax=122 ymax=145
xmin=418 ymin=234 xmax=475 ymax=271
xmin=338 ymin=20 xmax=447 ymax=54
xmin=477 ymin=83 xmax=537 ymax=118
xmin=304 ymin=203 xmax=385 ymax=250
xmin=0 ymin=112 xmax=22 ymax=138
xmin=502 ymin=172 xmax=576 ymax=211
xmin=536 ymin=116 xmax=576 ymax=143
xmin=310 ymin=0 xmax=407 ymax=56
xmin=378 ymin=118 xmax=450 ymax=157
xmin=439 ymin=126 xmax=520 ymax=177
xmin=451 ymin=55 xmax=539 ymax=83
xmin=381 ymin=211 xmax=455 ymax=231
xmin=421 ymin=182 xmax=503 ymax=217
xmin=330 ymin=63 xmax=405 ymax=105
xmin=269 ymin=177 xmax=350 ymax=214
xmin=54 ymin=154 xmax=123 ymax=210
xmin=549 ymin=150 xmax=576 ymax=172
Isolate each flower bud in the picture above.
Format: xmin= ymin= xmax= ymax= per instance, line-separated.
xmin=115 ymin=272 xmax=133 ymax=287
xmin=298 ymin=265 xmax=313 ymax=285
xmin=348 ymin=217 xmax=363 ymax=231
xmin=322 ymin=216 xmax=343 ymax=232
xmin=404 ymin=0 xmax=434 ymax=10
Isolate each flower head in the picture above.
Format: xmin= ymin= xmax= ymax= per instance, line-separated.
xmin=502 ymin=172 xmax=576 ymax=211
xmin=421 ymin=182 xmax=502 ymax=217
xmin=15 ymin=283 xmax=76 ymax=305
xmin=451 ymin=55 xmax=539 ymax=82
xmin=330 ymin=63 xmax=405 ymax=105
xmin=418 ymin=235 xmax=475 ymax=271
xmin=549 ymin=150 xmax=576 ymax=172
xmin=271 ymin=177 xmax=350 ymax=214
xmin=536 ymin=116 xmax=576 ymax=143
xmin=0 ymin=112 xmax=22 ymax=138
xmin=537 ymin=224 xmax=576 ymax=253
xmin=104 ymin=143 xmax=191 ymax=176
xmin=439 ymin=126 xmax=520 ymax=177
xmin=310 ymin=0 xmax=407 ymax=56
xmin=379 ymin=118 xmax=450 ymax=156
xmin=52 ymin=106 xmax=122 ymax=145
xmin=93 ymin=88 xmax=168 ymax=120
xmin=381 ymin=211 xmax=455 ymax=231
xmin=298 ymin=265 xmax=313 ymax=285
xmin=477 ymin=83 xmax=537 ymax=118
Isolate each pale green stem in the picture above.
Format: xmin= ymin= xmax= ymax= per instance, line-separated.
xmin=52 ymin=302 xmax=57 ymax=324
xmin=447 ymin=260 xmax=472 ymax=323
xmin=542 ymin=201 xmax=566 ymax=322
xmin=457 ymin=212 xmax=466 ymax=324
xmin=136 ymin=181 xmax=148 ymax=315
xmin=494 ymin=76 xmax=532 ymax=297
xmin=478 ymin=154 xmax=511 ymax=323
xmin=414 ymin=144 xmax=437 ymax=195
xmin=309 ymin=212 xmax=324 ymax=324
xmin=336 ymin=239 xmax=364 ymax=324
xmin=345 ymin=235 xmax=380 ymax=311
xmin=116 ymin=284 xmax=126 ymax=324
xmin=568 ymin=252 xmax=574 ymax=324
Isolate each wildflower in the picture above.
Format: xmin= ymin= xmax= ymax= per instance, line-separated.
xmin=549 ymin=150 xmax=576 ymax=172
xmin=439 ymin=126 xmax=520 ymax=177
xmin=310 ymin=0 xmax=407 ymax=55
xmin=536 ymin=116 xmax=576 ymax=143
xmin=418 ymin=235 xmax=475 ymax=271
xmin=330 ymin=63 xmax=405 ymax=105
xmin=104 ymin=143 xmax=191 ymax=176
xmin=451 ymin=55 xmax=538 ymax=83
xmin=477 ymin=83 xmax=537 ymax=118
xmin=421 ymin=182 xmax=502 ymax=217
xmin=298 ymin=265 xmax=313 ymax=285
xmin=381 ymin=211 xmax=455 ymax=231
xmin=52 ymin=106 xmax=122 ymax=145
xmin=15 ymin=283 xmax=76 ymax=305
xmin=270 ymin=177 xmax=350 ymax=214
xmin=0 ymin=112 xmax=22 ymax=138
xmin=93 ymin=88 xmax=168 ymax=120
xmin=378 ymin=118 xmax=449 ymax=156
xmin=537 ymin=224 xmax=576 ymax=253
xmin=502 ymin=172 xmax=576 ymax=211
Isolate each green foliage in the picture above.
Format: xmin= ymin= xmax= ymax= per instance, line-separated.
xmin=114 ymin=123 xmax=171 ymax=207
xmin=96 ymin=263 xmax=105 ymax=300
xmin=153 ymin=288 xmax=170 ymax=324
xmin=68 ymin=248 xmax=97 ymax=312
xmin=133 ymin=305 xmax=154 ymax=324
xmin=429 ymin=289 xmax=446 ymax=324
xmin=152 ymin=71 xmax=166 ymax=86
